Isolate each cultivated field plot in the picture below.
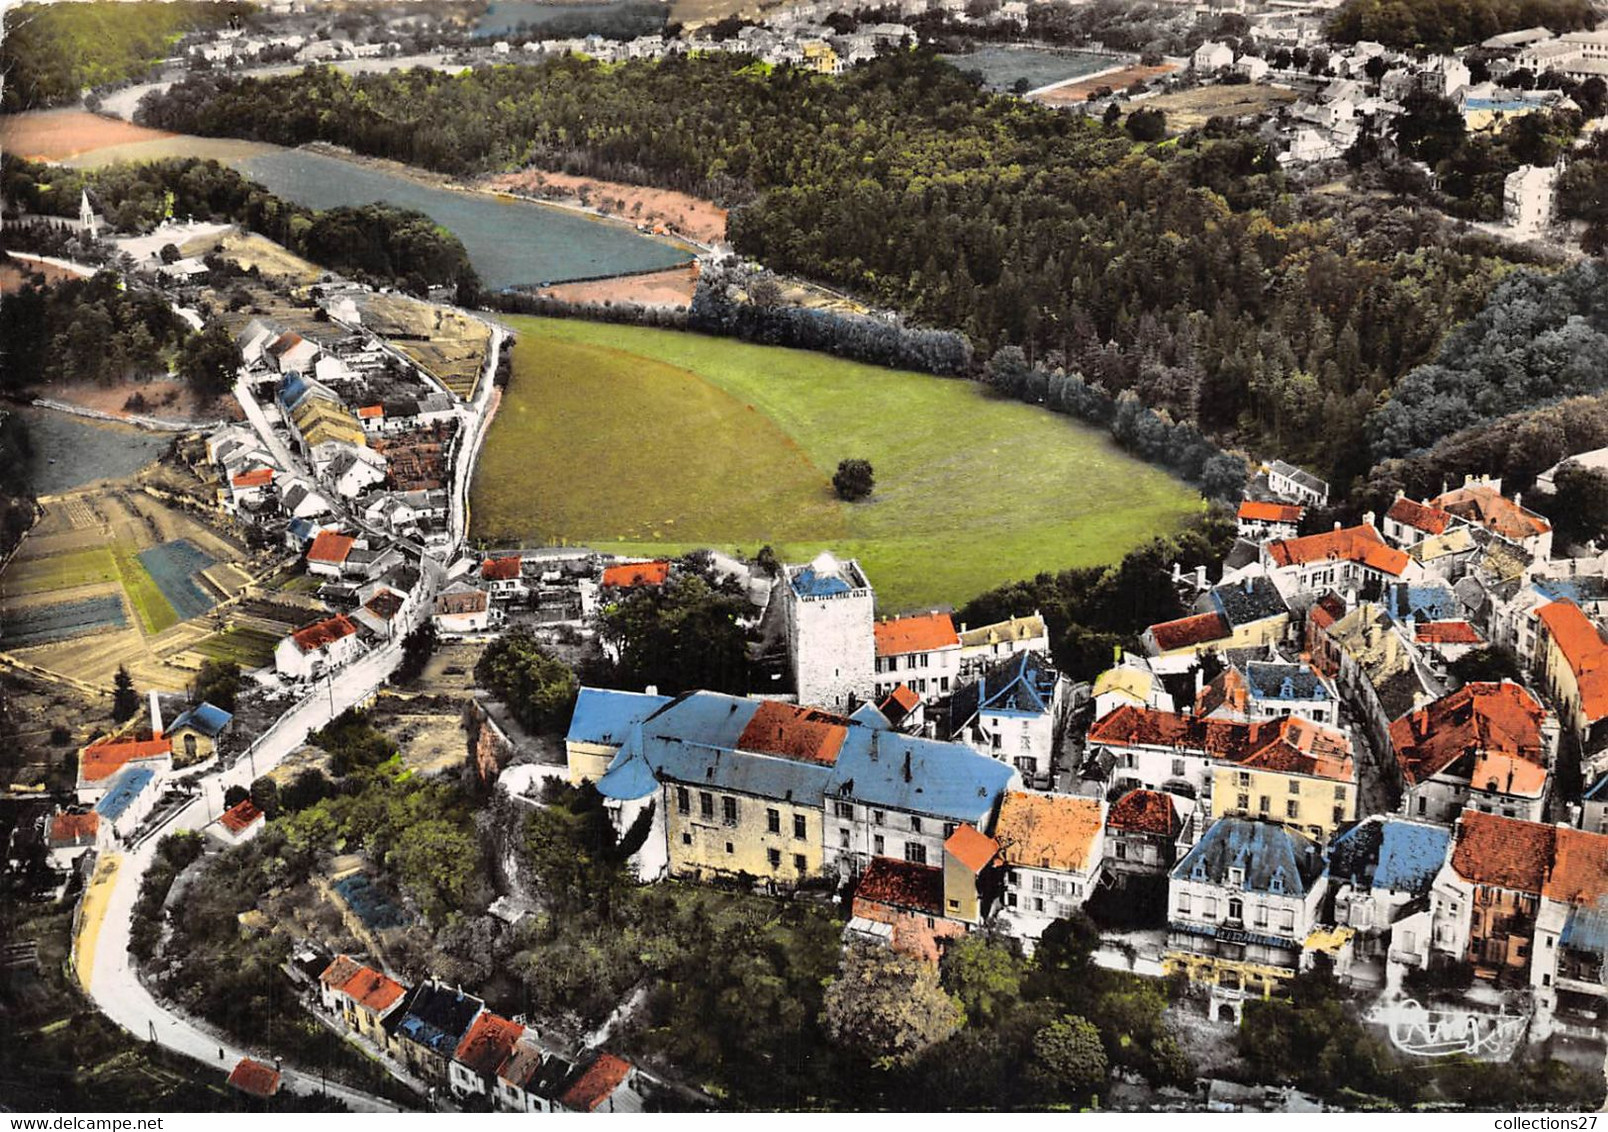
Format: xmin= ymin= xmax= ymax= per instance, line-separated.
xmin=1136 ymin=84 xmax=1299 ymax=133
xmin=354 ymin=293 xmax=491 ymax=399
xmin=471 ymin=317 xmax=1199 ymax=612
xmin=184 ymin=230 xmax=323 ymax=285
xmin=941 ymin=47 xmax=1112 ymax=92
xmin=0 ymin=546 xmax=118 ymax=598
xmin=138 ymin=539 xmax=220 ymax=622
xmin=332 ymin=874 xmax=413 ymax=931
xmin=0 ymin=595 xmax=128 ymax=649
xmin=1033 ymin=62 xmax=1180 ymax=104
xmin=189 ymin=625 xmax=283 ymax=668
xmin=112 ymin=540 xmax=178 ymax=635
xmin=0 ymin=108 xmax=174 ymax=162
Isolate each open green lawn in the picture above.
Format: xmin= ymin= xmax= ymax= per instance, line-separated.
xmin=472 ymin=317 xmax=1201 ymax=612
xmin=192 ymin=626 xmax=281 ymax=668
xmin=0 ymin=546 xmax=118 ymax=597
xmin=111 ymin=540 xmax=178 ymax=635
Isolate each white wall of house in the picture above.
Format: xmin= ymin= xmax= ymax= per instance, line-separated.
xmin=999 ymin=852 xmax=1103 ymax=942
xmin=873 ymin=643 xmax=960 ymax=702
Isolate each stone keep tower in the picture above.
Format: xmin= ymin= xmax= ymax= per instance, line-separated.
xmin=784 ymin=551 xmax=875 ymax=712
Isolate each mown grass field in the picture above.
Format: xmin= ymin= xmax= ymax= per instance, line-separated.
xmin=472 ymin=317 xmax=1199 ymax=612
xmin=192 ymin=626 xmax=281 ymax=667
xmin=0 ymin=546 xmax=118 ymax=597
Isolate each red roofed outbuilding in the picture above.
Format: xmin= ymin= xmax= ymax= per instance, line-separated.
xmin=227 ymin=1057 xmax=281 ymax=1099
xmin=600 ymin=560 xmax=670 ymax=589
xmin=559 ymin=1053 xmax=643 ymax=1113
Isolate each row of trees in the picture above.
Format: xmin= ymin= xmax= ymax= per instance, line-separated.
xmin=2 ymin=154 xmax=477 ymax=293
xmin=135 ymin=52 xmax=1537 ymax=489
xmin=1324 ymin=0 xmax=1595 ymax=51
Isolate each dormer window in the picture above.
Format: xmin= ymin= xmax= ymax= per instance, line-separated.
xmin=1192 ymin=862 xmax=1207 ymax=881
xmin=1229 ymin=866 xmax=1245 ymax=887
xmin=1269 ymin=869 xmax=1286 ymax=895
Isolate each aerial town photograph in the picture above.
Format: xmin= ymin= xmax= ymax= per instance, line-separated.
xmin=8 ymin=0 xmax=1608 ymax=1120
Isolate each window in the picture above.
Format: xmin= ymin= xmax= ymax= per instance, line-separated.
xmin=944 ymin=822 xmax=957 ymax=839
xmin=767 ymin=848 xmax=781 ymax=869
xmin=1007 ymin=893 xmax=1018 ymax=908
xmin=1007 ymin=870 xmax=1020 ymax=887
xmin=1288 ymin=779 xmax=1301 ymax=794
xmin=676 ymin=787 xmax=689 ymax=815
xmin=699 ymin=792 xmax=714 ymax=818
xmin=1228 ymin=867 xmax=1244 ymax=887
xmin=910 ymin=816 xmax=923 ymax=834
xmin=1416 ymin=796 xmax=1427 ymax=816
xmin=1204 ymin=897 xmax=1217 ymax=917
xmin=940 ymin=677 xmax=949 ymax=692
xmin=1281 ymin=909 xmax=1295 ymax=932
xmin=767 ymin=808 xmax=781 ymax=834
xmin=1333 ymin=785 xmax=1346 ymax=800
xmin=834 ymin=801 xmax=854 ymax=820
xmin=839 ymin=828 xmax=850 ymax=848
xmin=725 ymin=841 xmax=734 ymax=855
xmin=1115 ymin=841 xmax=1128 ymax=860
xmin=1237 ymin=771 xmax=1251 ymax=788
xmin=1333 ymin=806 xmax=1345 ymax=825
xmin=1227 ymin=896 xmax=1244 ymax=922
xmin=1286 ymin=799 xmax=1300 ymax=819
xmin=1258 ymin=796 xmax=1270 ymax=815
xmin=681 ymin=832 xmax=691 ymax=845
xmin=1032 ymin=897 xmax=1045 ymax=913
xmin=873 ymin=810 xmax=885 ymax=826
xmin=1255 ymin=904 xmax=1268 ymax=927
xmin=794 ymin=854 xmax=806 ymax=871
xmin=1236 ymin=793 xmax=1250 ymax=811
xmin=948 ymin=899 xmax=960 ymax=911
xmin=1020 ymin=733 xmax=1033 ymax=751
xmin=873 ymin=834 xmax=885 ymax=855
xmin=722 ymin=796 xmax=739 ymax=826
xmin=794 ymin=814 xmax=807 ymax=839
xmin=992 ymin=733 xmax=1003 ymax=749
xmin=905 ymin=842 xmax=928 ymax=865
xmin=1172 ymin=758 xmax=1186 ymax=777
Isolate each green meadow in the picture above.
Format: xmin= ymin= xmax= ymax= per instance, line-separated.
xmin=470 ymin=317 xmax=1201 ymax=612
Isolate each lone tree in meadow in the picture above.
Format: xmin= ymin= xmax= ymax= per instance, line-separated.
xmin=833 ymin=458 xmax=875 ymax=501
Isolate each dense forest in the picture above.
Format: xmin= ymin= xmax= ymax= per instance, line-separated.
xmin=0 ymin=268 xmax=189 ymax=393
xmin=1 ymin=155 xmax=477 ymax=293
xmin=137 ymin=52 xmax=1541 ymax=489
xmin=0 ymin=0 xmax=248 ymax=111
xmin=1324 ymin=0 xmax=1594 ymax=51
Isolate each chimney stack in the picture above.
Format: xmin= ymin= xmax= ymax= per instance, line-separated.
xmin=149 ymin=690 xmax=163 ymax=739
xmin=1363 ymin=510 xmax=1375 ymax=528
xmin=902 ymin=750 xmax=912 ymax=783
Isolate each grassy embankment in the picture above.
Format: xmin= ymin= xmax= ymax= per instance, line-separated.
xmin=471 ymin=317 xmax=1200 ymax=612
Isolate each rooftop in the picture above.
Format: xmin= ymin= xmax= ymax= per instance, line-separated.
xmin=945 ymin=823 xmax=999 ymax=872
xmin=227 ymin=1058 xmax=281 ymax=1098
xmin=1266 ymin=524 xmax=1410 ymax=576
xmin=788 ymin=551 xmax=868 ymax=598
xmin=1211 ymin=575 xmax=1291 ymax=629
xmin=307 ymin=530 xmax=356 ymax=565
xmin=1385 ymin=496 xmax=1451 ymax=536
xmin=455 ymin=1011 xmax=525 ymax=1080
xmin=994 ymin=790 xmax=1103 ymax=874
xmin=1107 ymin=789 xmax=1183 ymax=838
xmin=49 ymin=811 xmax=100 ymax=847
xmin=481 ymin=556 xmax=522 ymax=581
xmin=560 ymin=1053 xmax=634 ymax=1113
xmin=79 ymin=735 xmax=170 ymax=783
xmin=601 ymin=560 xmax=670 ymax=588
xmin=1238 ymin=500 xmax=1303 ymax=524
xmin=735 ymin=700 xmax=850 ymax=765
xmin=435 ymin=584 xmax=489 ymax=617
xmin=219 ymin=799 xmax=264 ymax=835
xmin=290 ymin=614 xmax=359 ymax=654
xmin=338 ymin=964 xmax=407 ymax=1015
xmin=391 ymin=981 xmax=485 ymax=1054
xmin=565 ymin=687 xmax=673 ymax=748
xmin=1537 ymin=601 xmax=1608 ymax=722
xmin=854 ymin=856 xmax=945 ymax=913
xmin=93 ymin=765 xmax=157 ymax=823
xmin=1432 ymin=483 xmax=1551 ymax=542
xmin=169 ymin=701 xmax=233 ymax=738
xmin=1326 ymin=816 xmax=1450 ymax=896
xmin=875 ymin=611 xmax=959 ymax=657
xmin=1172 ymin=817 xmax=1324 ymax=897
xmin=958 ymin=613 xmax=1045 ymax=649
xmin=1147 ymin=611 xmax=1230 ymax=653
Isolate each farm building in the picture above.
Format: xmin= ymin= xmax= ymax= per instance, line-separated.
xmin=275 ymin=614 xmax=363 ymax=681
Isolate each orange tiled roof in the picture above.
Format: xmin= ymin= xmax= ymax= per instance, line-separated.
xmin=1385 ymin=496 xmax=1451 ymax=535
xmin=1266 ymin=524 xmax=1410 ymax=576
xmin=1235 ymin=717 xmax=1355 ymax=782
xmin=1451 ymin=811 xmax=1555 ymax=893
xmin=1537 ymin=601 xmax=1608 ymax=722
xmin=342 ymin=966 xmax=407 ymax=1014
xmin=884 ymin=684 xmax=920 ymax=713
xmin=1107 ymin=789 xmax=1182 ymax=837
xmin=306 ymin=530 xmax=356 ymax=564
xmin=736 ymin=700 xmax=848 ymax=764
xmin=874 ymin=611 xmax=960 ymax=657
xmin=945 ymin=823 xmax=999 ymax=872
xmin=994 ymin=790 xmax=1103 ymax=874
xmin=1392 ymin=682 xmax=1547 ymax=793
xmin=1309 ymin=591 xmax=1348 ymax=631
xmin=219 ymin=799 xmax=263 ymax=834
xmin=1432 ymin=484 xmax=1551 ymax=541
xmin=561 ymin=1053 xmax=633 ymax=1112
xmin=320 ymin=955 xmax=364 ymax=991
xmin=1238 ymin=500 xmax=1303 ymax=523
xmin=228 ymin=1058 xmax=281 ymax=1098
xmin=1147 ymin=611 xmax=1230 ymax=653
xmin=357 ymin=404 xmax=384 ymax=419
xmin=855 ymin=856 xmax=945 ymax=913
xmin=49 ymin=811 xmax=100 ymax=846
xmin=601 ymin=560 xmax=670 ymax=588
xmin=1089 ymin=706 xmax=1352 ymax=780
xmin=455 ymin=1011 xmax=525 ymax=1079
xmin=291 ymin=613 xmax=357 ymax=653
xmin=79 ymin=735 xmax=170 ymax=782
xmin=1546 ymin=825 xmax=1608 ymax=905
xmin=1416 ymin=620 xmax=1481 ymax=645
xmin=481 ymin=556 xmax=522 ymax=581
xmin=231 ymin=466 xmax=274 ymax=489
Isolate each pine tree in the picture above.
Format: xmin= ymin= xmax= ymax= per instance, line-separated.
xmin=112 ymin=665 xmax=139 ymax=723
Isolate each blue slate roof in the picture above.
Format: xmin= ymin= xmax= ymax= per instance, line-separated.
xmin=850 ymin=703 xmax=892 ymax=731
xmin=1326 ymin=817 xmax=1450 ymax=896
xmin=277 ymin=372 xmax=310 ymax=411
xmin=287 ymin=518 xmax=317 ymax=545
xmin=1386 ymin=582 xmax=1462 ymax=624
xmin=1172 ymin=818 xmax=1324 ymax=897
xmin=1585 ymin=773 xmax=1608 ymax=802
xmin=169 ymin=702 xmax=232 ymax=738
xmin=565 ymin=688 xmax=673 ymax=747
xmin=94 ymin=766 xmax=156 ymax=823
xmin=1560 ymin=906 xmax=1608 ymax=957
xmin=827 ymin=729 xmax=1014 ymax=824
xmin=1210 ymin=575 xmax=1288 ymax=628
xmin=596 ymin=743 xmax=659 ymax=801
xmin=1244 ymin=661 xmax=1328 ymax=703
xmin=791 ymin=565 xmax=850 ymax=597
xmin=1533 ymin=576 xmax=1608 ymax=606
xmin=390 ymin=982 xmax=483 ymax=1054
xmin=977 ymin=651 xmax=1059 ymax=717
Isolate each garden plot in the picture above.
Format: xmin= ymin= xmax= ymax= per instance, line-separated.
xmin=332 ymin=874 xmax=413 ymax=931
xmin=137 ymin=539 xmax=219 ymax=622
xmin=1 ymin=595 xmax=128 ymax=648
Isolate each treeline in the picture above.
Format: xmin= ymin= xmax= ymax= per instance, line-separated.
xmin=494 ymin=1 xmax=669 ymax=42
xmin=135 ymin=53 xmax=1535 ymax=490
xmin=2 ymin=155 xmax=476 ymax=293
xmin=0 ymin=269 xmax=190 ymax=392
xmin=1368 ymin=260 xmax=1608 ymax=461
xmin=1557 ymin=128 xmax=1608 ymax=251
xmin=0 ymin=0 xmax=247 ymax=111
xmin=0 ymin=410 xmax=37 ymax=559
xmin=1324 ymin=0 xmax=1594 ymax=51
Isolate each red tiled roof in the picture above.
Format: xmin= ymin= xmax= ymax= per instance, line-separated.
xmin=1547 ymin=825 xmax=1608 ymax=906
xmin=1266 ymin=524 xmax=1410 ymax=576
xmin=883 ymin=684 xmax=920 ymax=714
xmin=1386 ymin=496 xmax=1451 ymax=535
xmin=945 ymin=824 xmax=998 ymax=872
xmin=1310 ymin=591 xmax=1348 ymax=631
xmin=363 ymin=589 xmax=405 ymax=621
xmin=436 ymin=587 xmax=489 ymax=616
xmin=1537 ymin=601 xmax=1608 ymax=723
xmin=79 ymin=736 xmax=171 ymax=782
xmin=220 ymin=799 xmax=263 ymax=835
xmin=1146 ymin=611 xmax=1230 ymax=653
xmin=228 ymin=1058 xmax=281 ymax=1098
xmin=341 ymin=966 xmax=407 ymax=1015
xmin=357 ymin=404 xmax=384 ymax=419
xmin=1432 ymin=484 xmax=1551 ymax=541
xmin=481 ymin=556 xmax=522 ymax=581
xmin=306 ymin=530 xmax=356 ymax=564
xmin=320 ymin=955 xmax=364 ymax=991
xmin=994 ymin=791 xmax=1104 ymax=873
xmin=561 ymin=1053 xmax=633 ymax=1113
xmin=291 ymin=613 xmax=358 ymax=653
xmin=1451 ymin=811 xmax=1555 ymax=893
xmin=1107 ymin=789 xmax=1182 ymax=838
xmin=49 ymin=811 xmax=100 ymax=846
xmin=266 ymin=331 xmax=306 ymax=358
xmin=601 ymin=560 xmax=670 ymax=588
xmin=736 ymin=700 xmax=848 ymax=764
xmin=854 ymin=856 xmax=944 ymax=914
xmin=1238 ymin=500 xmax=1303 ymax=523
xmin=1416 ymin=620 xmax=1481 ymax=645
xmin=1236 ymin=716 xmax=1354 ymax=782
xmin=1392 ymin=682 xmax=1548 ymax=793
xmin=231 ymin=467 xmax=274 ymax=489
xmin=1088 ymin=706 xmax=1352 ymax=781
xmin=874 ymin=612 xmax=960 ymax=657
xmin=455 ymin=1011 xmax=525 ymax=1080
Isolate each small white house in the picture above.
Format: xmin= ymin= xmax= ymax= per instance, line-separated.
xmin=434 ymin=582 xmax=491 ymax=634
xmin=1193 ymin=41 xmax=1233 ymax=72
xmin=1505 ymin=164 xmax=1558 ymax=234
xmin=274 ymin=614 xmax=363 ymax=681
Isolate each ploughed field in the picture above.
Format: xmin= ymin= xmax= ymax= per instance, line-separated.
xmin=469 ymin=317 xmax=1199 ymax=612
